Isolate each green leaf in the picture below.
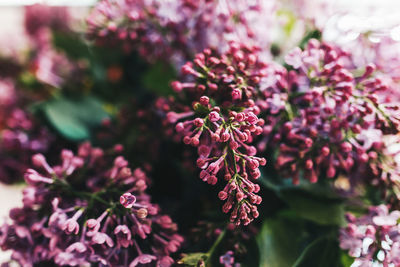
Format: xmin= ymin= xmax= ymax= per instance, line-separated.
xmin=178 ymin=253 xmax=209 ymax=266
xmin=260 ymin=175 xmax=345 ymax=226
xmin=240 ymin=236 xmax=261 ymax=267
xmin=257 ymin=217 xmax=306 ymax=267
xmin=279 ymin=187 xmax=345 ymax=226
xmin=52 ymin=32 xmax=92 ymax=60
xmin=39 ymin=96 xmax=109 ymax=141
xmin=292 ymin=236 xmax=341 ymax=267
xmin=142 ymin=62 xmax=176 ymax=96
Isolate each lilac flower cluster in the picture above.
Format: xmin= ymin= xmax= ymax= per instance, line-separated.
xmin=258 ymin=39 xmax=400 ymax=186
xmin=340 ymin=205 xmax=400 ymax=266
xmin=0 ymin=80 xmax=51 ymax=184
xmin=165 ymin=43 xmax=268 ymax=226
xmin=178 ymin=0 xmax=277 ymax=56
xmin=86 ymin=0 xmax=277 ymax=63
xmin=86 ymin=0 xmax=187 ymax=62
xmin=0 ymin=142 xmax=183 ymax=266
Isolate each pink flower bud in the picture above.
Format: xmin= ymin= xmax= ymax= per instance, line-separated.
xmin=190 ymin=137 xmax=200 ymax=146
xmin=321 ymin=146 xmax=330 ymax=156
xmin=61 ymin=150 xmax=74 ymax=160
xmin=114 ymin=156 xmax=128 ymax=168
xmin=32 ymin=154 xmax=53 ymax=174
xmin=207 ymin=57 xmax=220 ymax=65
xmin=194 ymin=118 xmax=204 ymax=127
xmin=209 ymin=111 xmax=220 ymax=122
xmin=236 ymin=112 xmax=245 ymax=122
xmin=363 ymin=63 xmax=375 ymax=77
xmin=231 ymin=88 xmax=242 ymax=100
xmin=305 ymin=159 xmax=313 ymax=169
xmin=283 ymin=122 xmax=292 ymax=132
xmin=246 ymin=112 xmax=258 ymax=124
xmin=136 ymin=208 xmax=148 ymax=219
xmin=220 ymin=131 xmax=231 ymax=142
xmin=248 ymin=54 xmax=257 ymax=65
xmin=170 ymin=81 xmax=182 ymax=92
xmin=181 ymin=63 xmax=194 ymax=75
xmin=166 ymin=112 xmax=179 ymax=123
xmin=175 ymin=122 xmax=184 ymax=132
xmin=208 ymin=83 xmax=218 ymax=90
xmin=327 ymin=165 xmax=336 ymax=178
xmin=114 ymin=144 xmax=124 ymax=152
xmin=199 ymin=96 xmax=209 ymax=106
xmin=227 ymin=66 xmax=235 ymax=74
xmin=341 ymin=142 xmax=352 ymax=153
xmin=218 ymin=191 xmax=228 ymax=200
xmin=305 ymin=138 xmax=313 ymax=148
xmin=236 ymin=191 xmax=244 ymax=201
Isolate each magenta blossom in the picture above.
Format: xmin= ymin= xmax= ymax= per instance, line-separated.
xmin=162 ymin=43 xmax=270 ymax=225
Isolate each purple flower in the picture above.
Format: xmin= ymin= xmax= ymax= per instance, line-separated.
xmin=0 ymin=85 xmax=53 ymax=184
xmin=120 ymin=192 xmax=137 ymax=208
xmin=374 ymin=214 xmax=400 ymax=227
xmin=258 ymin=39 xmax=400 ymax=187
xmin=0 ymin=142 xmax=183 ymax=266
xmin=89 ymin=232 xmax=114 ymax=247
xmin=220 ymin=251 xmax=235 ymax=267
xmin=62 ymin=210 xmax=83 ymax=235
xmin=129 ymin=254 xmax=157 ymax=267
xmin=114 ymin=225 xmax=132 ymax=248
xmin=285 ymin=47 xmax=303 ymax=69
xmin=340 ymin=206 xmax=400 ymax=266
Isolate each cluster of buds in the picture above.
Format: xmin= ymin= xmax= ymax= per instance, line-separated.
xmin=0 ymin=142 xmax=183 ymax=266
xmin=165 ymin=43 xmax=269 ymax=225
xmin=86 ymin=0 xmax=187 ymax=62
xmin=171 ymin=42 xmax=269 ymax=102
xmin=340 ymin=205 xmax=400 ymax=266
xmin=261 ymin=39 xmax=400 ymax=185
xmin=0 ymin=80 xmax=51 ymax=184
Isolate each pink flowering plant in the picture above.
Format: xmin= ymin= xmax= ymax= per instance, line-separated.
xmin=1 ymin=1 xmax=400 ymax=266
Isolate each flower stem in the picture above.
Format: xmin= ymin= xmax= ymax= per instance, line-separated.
xmin=205 ymin=227 xmax=227 ymax=266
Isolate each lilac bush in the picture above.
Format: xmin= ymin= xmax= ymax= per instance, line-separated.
xmin=0 ymin=1 xmax=400 ymax=266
